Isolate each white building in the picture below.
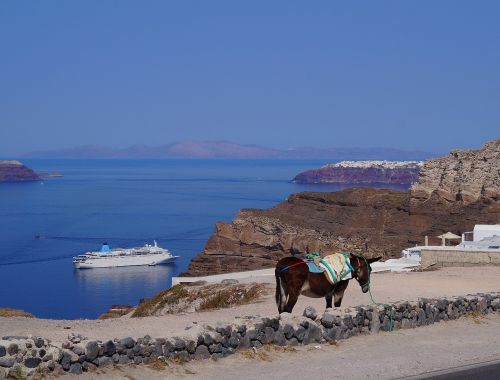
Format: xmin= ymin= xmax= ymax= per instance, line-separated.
xmin=469 ymin=225 xmax=500 ymax=242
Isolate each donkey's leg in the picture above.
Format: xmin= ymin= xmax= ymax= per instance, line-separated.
xmin=283 ymin=289 xmax=300 ymax=313
xmin=325 ymin=293 xmax=333 ymax=309
xmin=283 ymin=275 xmax=306 ymax=313
xmin=333 ymin=280 xmax=349 ymax=307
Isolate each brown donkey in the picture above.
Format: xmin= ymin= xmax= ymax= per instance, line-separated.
xmin=275 ymin=254 xmax=381 ymax=313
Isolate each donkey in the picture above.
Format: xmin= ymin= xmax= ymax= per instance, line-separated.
xmin=275 ymin=253 xmax=381 ymax=313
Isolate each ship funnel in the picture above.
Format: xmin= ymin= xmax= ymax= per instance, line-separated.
xmin=100 ymin=243 xmax=111 ymax=253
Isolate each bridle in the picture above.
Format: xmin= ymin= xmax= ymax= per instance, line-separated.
xmin=350 ymin=255 xmax=370 ymax=290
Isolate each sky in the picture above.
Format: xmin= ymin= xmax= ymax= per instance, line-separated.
xmin=1 ymin=1 xmax=499 ymax=156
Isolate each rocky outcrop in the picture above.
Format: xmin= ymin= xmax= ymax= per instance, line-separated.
xmin=184 ymin=139 xmax=500 ymax=276
xmin=410 ymin=139 xmax=500 ymax=208
xmin=292 ymin=161 xmax=421 ymax=187
xmin=185 ymin=189 xmax=412 ymax=275
xmin=0 ymin=160 xmax=40 ymax=182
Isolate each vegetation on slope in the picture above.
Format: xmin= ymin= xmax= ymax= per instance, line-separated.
xmin=131 ymin=282 xmax=268 ymax=317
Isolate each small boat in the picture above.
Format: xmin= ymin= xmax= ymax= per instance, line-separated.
xmin=73 ymin=241 xmax=178 ymax=269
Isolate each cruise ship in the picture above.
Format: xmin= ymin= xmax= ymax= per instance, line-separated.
xmin=73 ymin=241 xmax=178 ymax=269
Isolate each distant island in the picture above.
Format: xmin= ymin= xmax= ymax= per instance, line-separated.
xmin=291 ymin=160 xmax=423 ymax=187
xmin=0 ymin=160 xmax=63 ymax=182
xmin=0 ymin=160 xmax=40 ymax=182
xmin=23 ymin=140 xmax=435 ymax=161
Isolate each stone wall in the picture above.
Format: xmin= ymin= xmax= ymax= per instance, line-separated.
xmin=421 ymin=248 xmax=500 ymax=269
xmin=1 ymin=293 xmax=499 ymax=379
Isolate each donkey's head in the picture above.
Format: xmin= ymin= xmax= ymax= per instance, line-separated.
xmin=349 ymin=254 xmax=381 ymax=293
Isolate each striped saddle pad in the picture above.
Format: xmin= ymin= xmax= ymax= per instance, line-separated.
xmin=318 ymin=253 xmax=353 ymax=285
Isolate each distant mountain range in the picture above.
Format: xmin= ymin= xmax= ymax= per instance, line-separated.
xmin=23 ymin=140 xmax=436 ymax=160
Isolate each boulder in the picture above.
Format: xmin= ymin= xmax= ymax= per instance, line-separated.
xmin=98 ymin=356 xmax=113 ymax=367
xmin=85 ymin=341 xmax=99 ymax=361
xmin=103 ymin=340 xmax=116 ymax=356
xmin=303 ymin=306 xmax=318 ymax=321
xmin=0 ymin=357 xmax=15 ymax=368
xmin=120 ymin=337 xmax=135 ymax=349
xmin=33 ymin=338 xmax=44 ymax=348
xmin=6 ymin=344 xmax=18 ymax=356
xmin=24 ymin=357 xmax=41 ymax=368
xmin=321 ymin=313 xmax=335 ymax=328
xmin=69 ymin=363 xmax=82 ymax=374
xmin=72 ymin=345 xmax=85 ymax=356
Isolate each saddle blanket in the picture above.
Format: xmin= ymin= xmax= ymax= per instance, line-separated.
xmin=319 ymin=253 xmax=353 ymax=285
xmin=307 ymin=261 xmax=325 ymax=273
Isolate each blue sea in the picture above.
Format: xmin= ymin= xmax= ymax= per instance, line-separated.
xmin=0 ymin=160 xmax=405 ymax=319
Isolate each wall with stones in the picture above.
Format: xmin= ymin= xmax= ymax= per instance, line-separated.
xmin=421 ymin=249 xmax=500 ymax=269
xmin=1 ymin=293 xmax=499 ymax=379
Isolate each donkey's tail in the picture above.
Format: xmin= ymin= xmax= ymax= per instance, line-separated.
xmin=275 ymin=266 xmax=287 ymax=313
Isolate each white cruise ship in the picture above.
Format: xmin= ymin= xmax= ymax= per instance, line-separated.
xmin=73 ymin=241 xmax=178 ymax=269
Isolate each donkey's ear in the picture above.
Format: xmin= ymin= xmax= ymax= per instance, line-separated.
xmin=367 ymin=256 xmax=382 ymax=263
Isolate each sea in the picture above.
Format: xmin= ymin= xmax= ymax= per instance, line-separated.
xmin=0 ymin=159 xmax=405 ymax=319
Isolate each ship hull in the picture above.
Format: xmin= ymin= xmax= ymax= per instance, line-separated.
xmin=74 ymin=253 xmax=178 ymax=269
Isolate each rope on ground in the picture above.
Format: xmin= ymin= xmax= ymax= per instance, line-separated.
xmin=363 ymin=257 xmax=395 ymax=333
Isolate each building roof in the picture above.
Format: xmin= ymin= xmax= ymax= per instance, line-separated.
xmin=437 ymin=232 xmax=461 ymax=239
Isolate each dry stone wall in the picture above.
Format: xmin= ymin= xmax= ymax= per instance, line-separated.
xmin=1 ymin=293 xmax=499 ymax=379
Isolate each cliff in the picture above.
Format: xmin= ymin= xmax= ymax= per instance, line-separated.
xmin=0 ymin=160 xmax=40 ymax=182
xmin=291 ymin=161 xmax=421 ymax=187
xmin=410 ymin=139 xmax=500 ymax=209
xmin=184 ymin=139 xmax=500 ymax=276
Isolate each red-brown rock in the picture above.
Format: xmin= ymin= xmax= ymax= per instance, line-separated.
xmin=183 ymin=139 xmax=500 ymax=276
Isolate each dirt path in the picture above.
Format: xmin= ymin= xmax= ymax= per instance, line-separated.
xmin=67 ymin=313 xmax=500 ymax=380
xmin=1 ymin=267 xmax=499 ymax=342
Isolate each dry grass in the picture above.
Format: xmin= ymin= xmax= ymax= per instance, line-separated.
xmin=240 ymin=348 xmax=273 ymax=362
xmin=0 ymin=307 xmax=34 ymax=318
xmin=7 ymin=366 xmax=27 ymax=380
xmin=239 ymin=345 xmax=297 ymax=362
xmin=131 ymin=282 xmax=269 ymax=317
xmin=147 ymin=359 xmax=167 ymax=371
xmin=465 ymin=310 xmax=486 ymax=324
xmin=198 ymin=283 xmax=267 ymax=311
xmin=32 ymin=366 xmax=48 ymax=380
xmin=132 ymin=284 xmax=189 ymax=317
xmin=171 ymin=354 xmax=190 ymax=365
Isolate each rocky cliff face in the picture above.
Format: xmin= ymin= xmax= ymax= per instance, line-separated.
xmin=184 ymin=140 xmax=500 ymax=276
xmin=410 ymin=139 xmax=500 ymax=209
xmin=0 ymin=160 xmax=40 ymax=182
xmin=292 ymin=161 xmax=421 ymax=187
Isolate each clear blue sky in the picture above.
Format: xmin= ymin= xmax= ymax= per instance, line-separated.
xmin=1 ymin=1 xmax=499 ymax=156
